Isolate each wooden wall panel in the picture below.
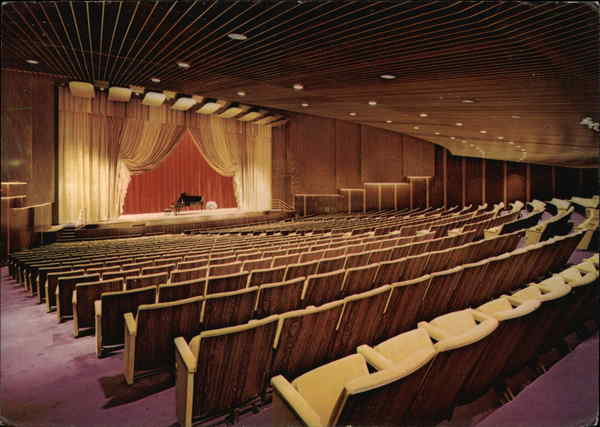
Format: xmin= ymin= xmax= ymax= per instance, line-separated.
xmin=555 ymin=167 xmax=579 ymax=199
xmin=446 ymin=154 xmax=463 ymax=208
xmin=335 ymin=121 xmax=362 ymax=188
xmin=30 ymin=76 xmax=56 ymax=205
xmin=365 ymin=184 xmax=379 ymax=211
xmin=429 ymin=146 xmax=445 ymax=207
xmin=403 ymin=135 xmax=435 ymax=177
xmin=381 ymin=184 xmax=396 ymax=210
xmin=287 ymin=114 xmax=336 ymax=194
xmin=506 ymin=162 xmax=526 ymax=202
xmin=530 ymin=164 xmax=553 ymax=201
xmin=465 ymin=157 xmax=483 ymax=206
xmin=412 ymin=179 xmax=427 ymax=209
xmin=485 ymin=160 xmax=504 ymax=205
xmin=271 ymin=126 xmax=291 ymax=204
xmin=1 ymin=70 xmax=33 ymax=184
xmin=396 ymin=183 xmax=411 ymax=210
xmin=361 ymin=126 xmax=404 ymax=182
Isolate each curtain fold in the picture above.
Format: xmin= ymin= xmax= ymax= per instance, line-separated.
xmin=59 ymin=89 xmax=273 ymax=223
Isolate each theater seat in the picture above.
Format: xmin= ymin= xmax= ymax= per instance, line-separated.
xmin=175 ymin=316 xmax=279 ymax=427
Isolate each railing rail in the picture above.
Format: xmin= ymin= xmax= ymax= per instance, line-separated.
xmin=271 ymin=199 xmax=295 ymax=211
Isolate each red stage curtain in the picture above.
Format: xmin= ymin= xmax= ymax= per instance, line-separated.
xmin=123 ymin=131 xmax=237 ymax=215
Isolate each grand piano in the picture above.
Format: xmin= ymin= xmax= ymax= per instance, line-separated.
xmin=171 ymin=192 xmax=204 ymax=215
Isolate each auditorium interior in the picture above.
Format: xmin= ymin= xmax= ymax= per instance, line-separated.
xmin=1 ymin=1 xmax=599 ymax=427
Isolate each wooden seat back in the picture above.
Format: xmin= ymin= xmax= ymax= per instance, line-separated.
xmin=157 ymin=279 xmax=206 ymax=303
xmin=73 ymin=278 xmax=123 ymax=335
xmin=255 ymin=277 xmax=305 ymax=319
xmin=301 ymin=269 xmax=345 ymax=307
xmin=341 ymin=264 xmax=380 ymax=297
xmin=201 ymin=287 xmax=259 ymax=330
xmin=125 ymin=272 xmax=169 ymax=290
xmin=205 ymin=271 xmax=250 ymax=295
xmin=248 ymin=266 xmax=286 ymax=287
xmin=57 ymin=273 xmax=101 ymax=320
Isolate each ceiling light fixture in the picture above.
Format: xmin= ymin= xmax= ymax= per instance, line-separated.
xmin=450 ymin=136 xmax=456 ymax=140
xmin=434 ymin=131 xmax=440 ymax=135
xmin=508 ymin=141 xmax=515 ymax=145
xmin=385 ymin=120 xmax=393 ymax=124
xmin=368 ymin=100 xmax=377 ymax=106
xmin=419 ymin=113 xmax=428 ymax=117
xmin=456 ymin=122 xmax=463 ymax=126
xmin=349 ymin=112 xmax=357 ymax=116
xmin=301 ymin=102 xmax=309 ymax=107
xmin=237 ymin=91 xmax=246 ymax=96
xmin=511 ymin=115 xmax=521 ymax=119
xmin=26 ymin=59 xmax=40 ymax=65
xmin=150 ymin=77 xmax=161 ymax=83
xmin=497 ymin=136 xmax=504 ymax=140
xmin=176 ymin=61 xmax=191 ymax=69
xmin=480 ymin=130 xmax=487 ymax=134
xmin=228 ymin=33 xmax=248 ymax=41
xmin=380 ymin=74 xmax=397 ymax=80
xmin=461 ymin=140 xmax=467 ymax=143
xmin=413 ymin=126 xmax=420 ymax=130
xmin=293 ymin=83 xmax=304 ymax=90
xmin=461 ymin=99 xmax=475 ymax=103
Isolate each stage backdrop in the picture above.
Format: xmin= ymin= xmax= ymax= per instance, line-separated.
xmin=123 ymin=131 xmax=237 ymax=215
xmin=58 ymin=89 xmax=272 ymax=223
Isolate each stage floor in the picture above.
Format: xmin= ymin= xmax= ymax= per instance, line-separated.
xmin=90 ymin=208 xmax=288 ymax=228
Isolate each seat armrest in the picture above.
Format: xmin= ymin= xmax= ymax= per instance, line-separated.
xmin=94 ymin=300 xmax=102 ymax=316
xmin=356 ymin=344 xmax=394 ymax=371
xmin=271 ymin=375 xmax=322 ymax=427
xmin=72 ymin=292 xmax=77 ymax=304
xmin=477 ymin=299 xmax=540 ymax=321
xmin=124 ymin=312 xmax=137 ymax=336
xmin=426 ymin=319 xmax=499 ymax=352
xmin=174 ymin=337 xmax=197 ymax=373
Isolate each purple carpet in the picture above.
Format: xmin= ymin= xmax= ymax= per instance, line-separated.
xmin=476 ymin=335 xmax=599 ymax=427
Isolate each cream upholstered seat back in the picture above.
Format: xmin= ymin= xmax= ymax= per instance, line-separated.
xmin=292 ymin=354 xmax=369 ymax=425
xmin=372 ymin=328 xmax=435 ymax=366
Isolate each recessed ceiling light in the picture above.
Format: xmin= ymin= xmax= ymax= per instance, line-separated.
xmin=461 ymin=140 xmax=467 ymax=143
xmin=508 ymin=141 xmax=515 ymax=145
xmin=150 ymin=77 xmax=161 ymax=83
xmin=413 ymin=126 xmax=420 ymax=130
xmin=293 ymin=83 xmax=304 ymax=90
xmin=511 ymin=115 xmax=521 ymax=119
xmin=380 ymin=74 xmax=396 ymax=80
xmin=176 ymin=61 xmax=191 ymax=69
xmin=456 ymin=122 xmax=463 ymax=126
xmin=368 ymin=100 xmax=377 ymax=106
xmin=434 ymin=131 xmax=440 ymax=135
xmin=385 ymin=120 xmax=393 ymax=124
xmin=349 ymin=112 xmax=357 ymax=116
xmin=480 ymin=130 xmax=487 ymax=134
xmin=419 ymin=113 xmax=428 ymax=117
xmin=228 ymin=33 xmax=247 ymax=41
xmin=521 ymin=148 xmax=526 ymax=152
xmin=301 ymin=102 xmax=309 ymax=107
xmin=469 ymin=144 xmax=475 ymax=147
xmin=497 ymin=136 xmax=504 ymax=140
xmin=462 ymin=99 xmax=475 ymax=103
xmin=26 ymin=59 xmax=40 ymax=65
xmin=237 ymin=91 xmax=246 ymax=96
xmin=450 ymin=136 xmax=456 ymax=140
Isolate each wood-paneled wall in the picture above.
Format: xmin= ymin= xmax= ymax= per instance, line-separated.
xmin=273 ymin=112 xmax=598 ymax=213
xmin=1 ymin=69 xmax=56 ymax=206
xmin=272 ymin=112 xmax=435 ymax=202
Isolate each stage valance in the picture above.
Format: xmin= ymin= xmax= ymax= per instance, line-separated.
xmin=58 ymin=89 xmax=271 ymax=223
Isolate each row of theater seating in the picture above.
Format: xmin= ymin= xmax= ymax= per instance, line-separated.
xmin=51 ymin=226 xmax=521 ymax=341
xmin=76 ymin=228 xmax=532 ymax=353
xmin=172 ymin=248 xmax=598 ymax=426
xmin=115 ymin=230 xmax=581 ymax=389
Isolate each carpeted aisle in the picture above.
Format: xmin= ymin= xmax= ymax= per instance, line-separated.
xmin=0 ymin=267 xmax=176 ymax=427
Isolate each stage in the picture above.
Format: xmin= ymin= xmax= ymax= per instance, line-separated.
xmin=105 ymin=208 xmax=247 ymax=227
xmin=49 ymin=208 xmax=295 ymax=242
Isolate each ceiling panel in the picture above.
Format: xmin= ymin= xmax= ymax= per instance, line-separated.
xmin=1 ymin=0 xmax=598 ymax=166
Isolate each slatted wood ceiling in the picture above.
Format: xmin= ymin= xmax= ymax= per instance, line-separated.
xmin=1 ymin=1 xmax=598 ymax=166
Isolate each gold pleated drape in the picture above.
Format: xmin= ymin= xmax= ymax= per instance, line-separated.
xmin=58 ymin=88 xmax=272 ymax=223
